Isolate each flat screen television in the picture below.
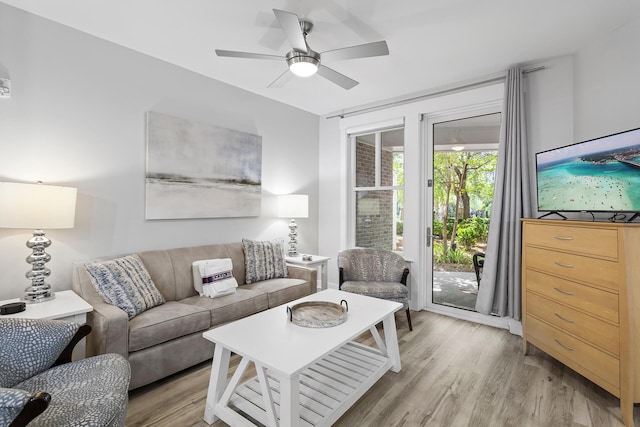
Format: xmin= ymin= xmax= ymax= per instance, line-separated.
xmin=536 ymin=127 xmax=640 ymax=217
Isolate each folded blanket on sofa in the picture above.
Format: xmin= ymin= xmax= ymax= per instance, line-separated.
xmin=192 ymin=258 xmax=238 ymax=298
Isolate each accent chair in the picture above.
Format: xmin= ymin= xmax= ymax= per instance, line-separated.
xmin=0 ymin=318 xmax=131 ymax=427
xmin=337 ymin=248 xmax=412 ymax=331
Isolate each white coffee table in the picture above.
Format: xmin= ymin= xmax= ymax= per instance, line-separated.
xmin=203 ymin=289 xmax=402 ymax=427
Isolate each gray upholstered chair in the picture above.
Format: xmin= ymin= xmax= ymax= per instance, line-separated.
xmin=0 ymin=318 xmax=131 ymax=427
xmin=337 ymin=248 xmax=412 ymax=331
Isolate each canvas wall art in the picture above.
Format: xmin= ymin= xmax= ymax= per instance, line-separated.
xmin=145 ymin=111 xmax=262 ymax=219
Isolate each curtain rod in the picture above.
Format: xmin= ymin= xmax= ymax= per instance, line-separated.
xmin=326 ymin=66 xmax=546 ymax=120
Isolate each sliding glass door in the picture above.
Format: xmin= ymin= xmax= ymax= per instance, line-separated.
xmin=425 ymin=110 xmax=500 ymax=320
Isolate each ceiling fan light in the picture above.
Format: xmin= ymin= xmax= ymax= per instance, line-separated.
xmin=286 ymin=50 xmax=320 ymax=77
xmin=290 ymin=60 xmax=318 ymax=77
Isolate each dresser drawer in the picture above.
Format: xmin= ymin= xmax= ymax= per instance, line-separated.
xmin=524 ymin=223 xmax=618 ymax=259
xmin=526 ymin=315 xmax=619 ymax=391
xmin=525 ymin=270 xmax=619 ymax=323
xmin=525 ymin=246 xmax=619 ymax=290
xmin=527 ymin=292 xmax=619 ymax=356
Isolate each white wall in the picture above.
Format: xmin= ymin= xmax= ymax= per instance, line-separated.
xmin=0 ymin=4 xmax=319 ymax=300
xmin=524 ymin=56 xmax=574 ymax=214
xmin=573 ymin=18 xmax=640 ymax=141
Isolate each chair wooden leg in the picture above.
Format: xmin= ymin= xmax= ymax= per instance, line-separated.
xmin=406 ymin=309 xmax=412 ymax=331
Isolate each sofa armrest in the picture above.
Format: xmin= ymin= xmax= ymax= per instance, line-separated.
xmin=85 ymin=301 xmax=129 ymax=359
xmin=287 ymin=265 xmax=318 ymax=294
xmin=72 ymin=262 xmax=129 ymax=359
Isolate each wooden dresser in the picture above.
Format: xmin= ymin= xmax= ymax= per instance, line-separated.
xmin=522 ymin=219 xmax=640 ymax=426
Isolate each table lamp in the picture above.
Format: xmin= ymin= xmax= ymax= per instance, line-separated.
xmin=277 ymin=194 xmax=309 ymax=257
xmin=0 ymin=182 xmax=77 ymax=303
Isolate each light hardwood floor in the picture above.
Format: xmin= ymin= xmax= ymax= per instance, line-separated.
xmin=126 ymin=310 xmax=639 ymax=426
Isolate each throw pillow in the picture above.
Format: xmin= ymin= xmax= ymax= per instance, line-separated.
xmin=242 ymin=238 xmax=288 ymax=284
xmin=0 ymin=318 xmax=79 ymax=388
xmin=85 ymin=254 xmax=165 ymax=319
xmin=192 ymin=258 xmax=238 ymax=298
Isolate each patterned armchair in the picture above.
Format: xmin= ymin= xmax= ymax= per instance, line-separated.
xmin=0 ymin=318 xmax=131 ymax=427
xmin=337 ymin=248 xmax=412 ymax=330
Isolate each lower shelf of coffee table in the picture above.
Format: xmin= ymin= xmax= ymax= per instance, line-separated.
xmin=225 ymin=341 xmax=391 ymax=427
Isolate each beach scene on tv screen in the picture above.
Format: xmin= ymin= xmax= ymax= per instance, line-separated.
xmin=537 ymin=129 xmax=640 ymax=212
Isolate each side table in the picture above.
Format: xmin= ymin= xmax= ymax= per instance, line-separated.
xmin=0 ymin=290 xmax=93 ymax=359
xmin=285 ymin=255 xmax=330 ymax=290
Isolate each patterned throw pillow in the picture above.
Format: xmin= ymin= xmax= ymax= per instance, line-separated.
xmin=85 ymin=254 xmax=165 ymax=319
xmin=242 ymin=239 xmax=288 ymax=284
xmin=192 ymin=258 xmax=238 ymax=298
xmin=0 ymin=318 xmax=78 ymax=388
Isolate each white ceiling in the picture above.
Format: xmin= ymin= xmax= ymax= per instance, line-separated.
xmin=4 ymin=0 xmax=640 ymax=116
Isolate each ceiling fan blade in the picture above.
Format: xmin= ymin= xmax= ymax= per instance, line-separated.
xmin=273 ymin=9 xmax=308 ymax=53
xmin=321 ymin=40 xmax=389 ymax=62
xmin=317 ymin=65 xmax=359 ymax=90
xmin=267 ymin=69 xmax=294 ymax=88
xmin=215 ymin=49 xmax=284 ymax=61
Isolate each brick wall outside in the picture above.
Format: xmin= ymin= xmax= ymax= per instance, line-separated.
xmin=355 ymin=140 xmax=395 ymax=250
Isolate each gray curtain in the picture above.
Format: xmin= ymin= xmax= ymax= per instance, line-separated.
xmin=475 ymin=66 xmax=533 ymax=319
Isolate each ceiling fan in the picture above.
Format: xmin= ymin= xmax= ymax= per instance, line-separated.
xmin=215 ymin=9 xmax=389 ymax=90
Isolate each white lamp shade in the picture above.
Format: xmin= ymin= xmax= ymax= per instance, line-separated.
xmin=277 ymin=194 xmax=309 ymax=218
xmin=0 ymin=182 xmax=77 ymax=229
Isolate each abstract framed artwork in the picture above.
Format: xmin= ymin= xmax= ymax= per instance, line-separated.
xmin=145 ymin=111 xmax=262 ymax=219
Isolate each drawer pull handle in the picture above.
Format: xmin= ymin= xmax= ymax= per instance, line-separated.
xmin=554 ymin=339 xmax=575 ymax=351
xmin=554 ymin=261 xmax=574 ymax=268
xmin=555 ymin=313 xmax=575 ymax=324
xmin=554 ymin=287 xmax=574 ymax=296
xmin=553 ymin=236 xmax=574 ymax=241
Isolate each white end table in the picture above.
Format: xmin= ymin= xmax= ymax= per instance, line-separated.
xmin=0 ymin=290 xmax=93 ymax=359
xmin=285 ymin=255 xmax=330 ymax=290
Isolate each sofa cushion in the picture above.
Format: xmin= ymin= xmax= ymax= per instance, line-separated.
xmin=192 ymin=258 xmax=238 ymax=298
xmin=165 ymin=245 xmax=236 ymax=300
xmin=242 ymin=239 xmax=288 ymax=284
xmin=85 ymin=254 xmax=165 ymax=319
xmin=128 ymin=301 xmax=210 ymax=352
xmin=136 ymin=250 xmax=177 ymax=301
xmin=180 ymin=288 xmax=269 ymax=327
xmin=243 ymin=278 xmax=311 ymax=308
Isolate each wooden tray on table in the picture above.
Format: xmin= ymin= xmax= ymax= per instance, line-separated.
xmin=287 ymin=300 xmax=349 ymax=328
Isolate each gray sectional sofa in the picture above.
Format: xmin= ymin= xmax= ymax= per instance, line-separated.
xmin=72 ymin=242 xmax=317 ymax=390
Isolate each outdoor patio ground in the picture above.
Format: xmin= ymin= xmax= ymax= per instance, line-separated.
xmin=432 ymin=270 xmax=478 ymax=311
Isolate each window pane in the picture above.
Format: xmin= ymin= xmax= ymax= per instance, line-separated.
xmin=355 ymin=134 xmax=375 ymax=187
xmin=381 ymin=129 xmax=404 ymax=187
xmin=355 ymin=189 xmax=404 ymax=251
